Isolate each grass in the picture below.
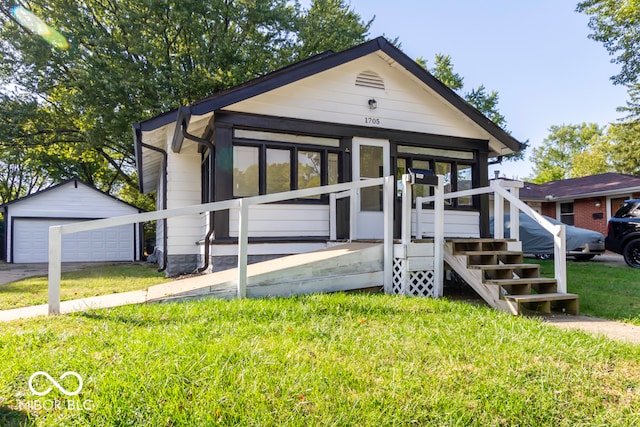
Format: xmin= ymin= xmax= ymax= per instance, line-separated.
xmin=0 ymin=264 xmax=170 ymax=310
xmin=0 ymin=293 xmax=639 ymax=426
xmin=533 ymin=259 xmax=640 ymax=325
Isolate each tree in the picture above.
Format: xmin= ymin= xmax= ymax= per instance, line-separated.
xmin=607 ymin=120 xmax=640 ymax=175
xmin=577 ymin=0 xmax=640 ymax=175
xmin=529 ymin=123 xmax=609 ymax=183
xmin=577 ymin=0 xmax=640 ymax=86
xmin=0 ymin=0 xmax=372 ymax=204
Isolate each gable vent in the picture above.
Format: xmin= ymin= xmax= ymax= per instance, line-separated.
xmin=355 ymin=70 xmax=385 ymax=90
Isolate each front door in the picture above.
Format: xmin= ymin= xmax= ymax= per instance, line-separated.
xmin=352 ymin=137 xmax=390 ymax=239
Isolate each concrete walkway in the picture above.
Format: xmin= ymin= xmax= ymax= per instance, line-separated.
xmin=0 ymin=270 xmax=237 ymax=322
xmin=545 ymin=315 xmax=640 ymax=345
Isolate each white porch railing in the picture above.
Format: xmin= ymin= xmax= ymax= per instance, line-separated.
xmin=48 ymin=177 xmax=395 ymax=315
xmin=416 ymin=179 xmax=567 ymax=293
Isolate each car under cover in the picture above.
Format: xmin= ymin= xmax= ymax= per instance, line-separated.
xmin=490 ymin=213 xmax=605 ymax=256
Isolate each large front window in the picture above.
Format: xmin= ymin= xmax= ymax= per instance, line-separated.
xmin=232 ymin=130 xmax=341 ymax=200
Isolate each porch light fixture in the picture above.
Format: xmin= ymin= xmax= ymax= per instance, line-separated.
xmin=595 ymin=200 xmax=602 ymax=207
xmin=368 ymin=98 xmax=377 ymax=110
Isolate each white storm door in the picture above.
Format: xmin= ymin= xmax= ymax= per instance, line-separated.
xmin=352 ymin=137 xmax=390 ymax=239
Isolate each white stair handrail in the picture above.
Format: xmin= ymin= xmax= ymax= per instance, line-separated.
xmin=415 ymin=180 xmax=567 ymax=293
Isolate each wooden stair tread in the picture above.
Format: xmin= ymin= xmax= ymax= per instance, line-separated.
xmin=484 ymin=278 xmax=556 ymax=285
xmin=504 ymin=293 xmax=578 ymax=303
xmin=468 ymin=264 xmax=539 ymax=270
xmin=454 ymin=250 xmax=517 ymax=256
xmin=448 ymin=238 xmax=515 ymax=243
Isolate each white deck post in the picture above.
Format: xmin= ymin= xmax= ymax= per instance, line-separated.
xmin=48 ymin=226 xmax=62 ymax=315
xmin=416 ymin=200 xmax=423 ymax=239
xmin=554 ymin=224 xmax=567 ymax=293
xmin=329 ymin=193 xmax=337 ymax=241
xmin=349 ymin=188 xmax=357 ymax=241
xmin=237 ymin=199 xmax=249 ymax=298
xmin=434 ymin=175 xmax=445 ymax=297
xmin=509 ymin=185 xmax=520 ymax=241
xmin=493 ymin=182 xmax=504 ymax=239
xmin=401 ymin=174 xmax=412 ymax=245
xmin=383 ymin=176 xmax=394 ymax=293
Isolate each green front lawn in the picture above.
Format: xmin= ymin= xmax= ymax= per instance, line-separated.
xmin=0 ymin=264 xmax=170 ymax=310
xmin=534 ymin=259 xmax=640 ymax=325
xmin=1 ymin=294 xmax=639 ymax=426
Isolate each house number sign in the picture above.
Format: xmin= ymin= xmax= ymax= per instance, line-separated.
xmin=364 ymin=117 xmax=380 ymax=125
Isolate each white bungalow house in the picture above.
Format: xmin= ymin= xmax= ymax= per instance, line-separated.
xmin=134 ymin=37 xmax=523 ymax=277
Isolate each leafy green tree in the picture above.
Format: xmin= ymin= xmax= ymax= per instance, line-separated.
xmin=577 ymin=0 xmax=640 ymax=175
xmin=577 ymin=0 xmax=640 ymax=86
xmin=529 ymin=123 xmax=608 ymax=183
xmin=0 ymin=0 xmax=371 ymax=204
xmin=607 ymin=120 xmax=640 ymax=175
xmin=295 ymin=0 xmax=372 ymax=59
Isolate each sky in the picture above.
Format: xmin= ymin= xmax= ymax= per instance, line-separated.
xmin=313 ymin=0 xmax=630 ymax=180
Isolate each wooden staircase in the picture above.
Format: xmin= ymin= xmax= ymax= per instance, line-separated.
xmin=444 ymin=239 xmax=579 ymax=316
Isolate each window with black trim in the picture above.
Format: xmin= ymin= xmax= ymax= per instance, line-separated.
xmin=560 ymin=202 xmax=574 ymax=225
xmin=232 ymin=130 xmax=342 ymax=201
xmin=395 ymin=147 xmax=477 ymax=209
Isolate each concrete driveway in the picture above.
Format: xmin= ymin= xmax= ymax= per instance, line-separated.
xmin=586 ymin=252 xmax=627 ymax=267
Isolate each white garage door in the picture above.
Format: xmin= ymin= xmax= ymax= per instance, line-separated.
xmin=13 ymin=218 xmax=135 ymax=263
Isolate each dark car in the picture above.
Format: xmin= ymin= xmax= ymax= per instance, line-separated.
xmin=605 ymin=199 xmax=640 ymax=268
xmin=490 ymin=213 xmax=605 ymax=260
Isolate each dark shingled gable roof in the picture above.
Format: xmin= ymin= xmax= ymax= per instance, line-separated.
xmin=520 ymin=173 xmax=640 ymax=200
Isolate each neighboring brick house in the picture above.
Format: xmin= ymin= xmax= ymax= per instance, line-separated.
xmin=519 ymin=173 xmax=640 ymax=235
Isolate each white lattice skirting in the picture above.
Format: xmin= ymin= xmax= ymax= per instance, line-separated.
xmin=392 ymin=256 xmax=437 ymax=298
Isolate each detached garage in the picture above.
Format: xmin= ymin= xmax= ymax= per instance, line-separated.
xmin=2 ymin=179 xmax=143 ymax=263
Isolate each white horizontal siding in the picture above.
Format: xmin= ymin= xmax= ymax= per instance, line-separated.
xmin=165 ymin=144 xmax=202 ymax=255
xmin=224 ymin=52 xmax=493 ymax=144
xmin=5 ymin=181 xmax=140 ymax=262
xmin=412 ymin=210 xmax=480 ymax=238
xmin=8 ymin=182 xmax=138 ymax=218
xmin=229 ymin=204 xmax=329 ymax=238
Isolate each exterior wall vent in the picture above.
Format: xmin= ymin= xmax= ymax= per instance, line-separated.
xmin=355 ymin=71 xmax=385 ymax=90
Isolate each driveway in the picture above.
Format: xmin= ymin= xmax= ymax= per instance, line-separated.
xmin=0 ymin=261 xmax=118 ymax=286
xmin=587 ymin=252 xmax=627 ymax=267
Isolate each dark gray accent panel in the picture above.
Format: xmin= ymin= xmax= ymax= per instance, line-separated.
xmin=478 ymin=151 xmax=490 ymax=238
xmin=165 ymin=254 xmax=198 ymax=277
xmin=214 ymin=124 xmax=233 ymax=238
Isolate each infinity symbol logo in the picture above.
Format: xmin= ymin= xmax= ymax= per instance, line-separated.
xmin=28 ymin=371 xmax=83 ymax=396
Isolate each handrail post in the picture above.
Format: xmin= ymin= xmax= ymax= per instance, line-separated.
xmin=329 ymin=193 xmax=337 ymax=241
xmin=416 ymin=198 xmax=423 ymax=239
xmin=383 ymin=176 xmax=394 ymax=293
xmin=237 ymin=199 xmax=249 ymax=298
xmin=434 ymin=175 xmax=445 ymax=297
xmin=401 ymin=174 xmax=412 ymax=245
xmin=349 ymin=188 xmax=357 ymax=242
xmin=554 ymin=225 xmax=567 ymax=293
xmin=48 ymin=226 xmax=62 ymax=315
xmin=493 ymin=182 xmax=504 ymax=239
xmin=509 ymin=186 xmax=520 ymax=241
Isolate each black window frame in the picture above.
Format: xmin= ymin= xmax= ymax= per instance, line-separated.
xmin=231 ymin=134 xmax=343 ymax=204
xmin=560 ymin=202 xmax=575 ymax=225
xmin=395 ymin=152 xmax=478 ymax=210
